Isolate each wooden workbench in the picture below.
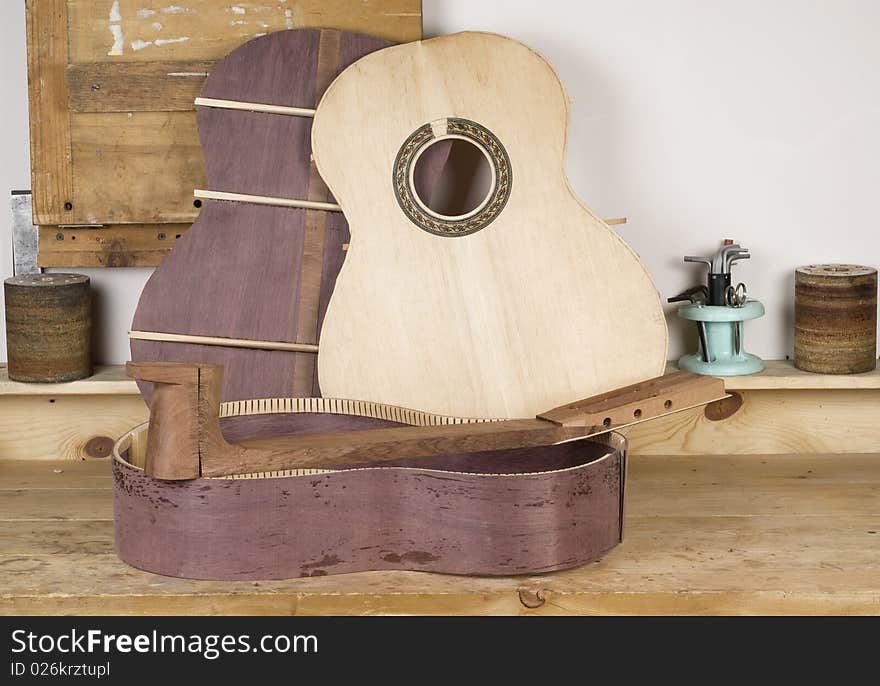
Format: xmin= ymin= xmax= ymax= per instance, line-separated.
xmin=2 ymin=453 xmax=878 ymax=615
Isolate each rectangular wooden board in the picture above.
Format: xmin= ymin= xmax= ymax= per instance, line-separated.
xmin=26 ymin=0 xmax=423 ymax=266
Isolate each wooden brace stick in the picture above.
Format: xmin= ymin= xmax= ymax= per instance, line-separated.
xmin=194 ymin=189 xmax=342 ymax=212
xmin=127 ymin=361 xmax=726 ymax=480
xmin=195 ymin=97 xmax=316 ymax=117
xmin=128 ymin=330 xmax=319 ymax=354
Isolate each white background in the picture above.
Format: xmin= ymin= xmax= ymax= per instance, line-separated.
xmin=2 ymin=1 xmax=879 ymax=364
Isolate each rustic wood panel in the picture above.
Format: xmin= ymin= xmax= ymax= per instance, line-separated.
xmin=68 ymin=60 xmax=213 ymax=112
xmin=3 ymin=454 xmax=879 ymax=615
xmin=26 ymin=0 xmax=73 ymax=226
xmin=67 ymin=0 xmax=422 ymax=62
xmin=38 ymin=225 xmax=189 ymax=267
xmin=626 ymin=388 xmax=880 ymax=455
xmin=26 ymin=0 xmax=422 ymax=265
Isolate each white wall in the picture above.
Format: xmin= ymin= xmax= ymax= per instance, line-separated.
xmin=3 ymin=1 xmax=879 ymax=364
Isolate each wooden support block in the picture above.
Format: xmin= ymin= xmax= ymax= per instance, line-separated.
xmin=38 ymin=225 xmax=188 ymax=268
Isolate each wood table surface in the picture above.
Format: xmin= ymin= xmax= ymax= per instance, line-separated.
xmin=1 ymin=454 xmax=878 ymax=615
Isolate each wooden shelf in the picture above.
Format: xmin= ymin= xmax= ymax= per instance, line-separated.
xmin=3 ymin=360 xmax=876 ymax=398
xmin=2 ymin=453 xmax=877 ymax=615
xmin=0 ymin=365 xmax=138 ymax=396
xmin=666 ymin=359 xmax=880 ymax=390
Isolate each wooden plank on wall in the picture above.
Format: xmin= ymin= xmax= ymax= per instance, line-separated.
xmin=25 ymin=0 xmax=74 ymax=226
xmin=626 ymin=388 xmax=880 ymax=455
xmin=68 ymin=60 xmax=213 ymax=112
xmin=66 ymin=0 xmax=423 ymax=63
xmin=37 ymin=225 xmax=189 ymax=268
xmin=70 ymin=111 xmax=206 ymax=224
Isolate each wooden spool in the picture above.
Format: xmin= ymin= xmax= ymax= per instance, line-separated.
xmin=4 ymin=273 xmax=92 ymax=382
xmin=794 ymin=264 xmax=877 ymax=374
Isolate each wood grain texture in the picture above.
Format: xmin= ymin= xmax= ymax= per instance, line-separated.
xmin=25 ymin=0 xmax=73 ymax=226
xmin=4 ymin=274 xmax=92 ymax=382
xmin=70 ymin=111 xmax=206 ymax=224
xmin=131 ymin=30 xmax=391 ymax=404
xmin=66 ymin=1 xmax=422 ymax=63
xmin=625 ymin=388 xmax=880 ymax=455
xmin=671 ymin=359 xmax=880 ymax=390
xmin=794 ymin=264 xmax=877 ymax=374
xmin=0 ymin=364 xmax=138 ymax=396
xmin=4 ymin=453 xmax=879 ymax=614
xmin=67 ymin=61 xmax=213 ymax=112
xmin=0 ymin=395 xmax=147 ymax=461
xmin=38 ymin=225 xmax=188 ymax=268
xmin=113 ymin=417 xmax=624 ymax=579
xmin=313 ymin=32 xmax=668 ymax=419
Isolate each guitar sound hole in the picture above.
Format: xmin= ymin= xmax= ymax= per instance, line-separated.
xmin=411 ymin=138 xmax=493 ymax=220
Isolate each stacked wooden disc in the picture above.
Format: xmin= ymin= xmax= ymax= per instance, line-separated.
xmin=4 ymin=273 xmax=92 ymax=382
xmin=794 ymin=264 xmax=877 ymax=374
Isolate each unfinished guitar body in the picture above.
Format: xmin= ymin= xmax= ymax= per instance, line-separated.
xmin=313 ymin=32 xmax=668 ymax=419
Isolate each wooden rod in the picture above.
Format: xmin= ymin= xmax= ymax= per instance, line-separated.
xmin=128 ymin=330 xmax=319 ymax=354
xmin=194 ymin=97 xmax=316 ymax=117
xmin=194 ymin=189 xmax=342 ymax=212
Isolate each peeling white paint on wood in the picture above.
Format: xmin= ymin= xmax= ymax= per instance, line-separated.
xmin=162 ymin=5 xmax=195 ymax=14
xmin=151 ymin=22 xmax=163 ymax=30
xmin=284 ymin=8 xmax=293 ymax=29
xmin=136 ymin=8 xmax=157 ymax=18
xmin=108 ymin=25 xmax=124 ymax=55
xmin=230 ymin=6 xmax=246 ymax=14
xmin=156 ymin=36 xmax=190 ymax=45
xmin=132 ymin=35 xmax=191 ymax=51
xmin=108 ymin=1 xmax=124 ymax=56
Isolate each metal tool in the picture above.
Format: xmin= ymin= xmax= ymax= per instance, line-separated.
xmin=725 ymin=282 xmax=748 ymax=308
xmin=668 ymin=286 xmax=710 ymax=362
xmin=670 ymin=241 xmax=764 ymax=376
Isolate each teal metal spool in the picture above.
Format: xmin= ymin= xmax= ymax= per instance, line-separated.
xmin=677 ymin=300 xmax=765 ymax=376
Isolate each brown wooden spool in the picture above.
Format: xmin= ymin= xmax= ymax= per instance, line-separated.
xmin=794 ymin=264 xmax=877 ymax=374
xmin=4 ymin=273 xmax=92 ymax=382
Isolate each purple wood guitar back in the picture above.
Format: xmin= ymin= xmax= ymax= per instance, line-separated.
xmin=131 ymin=29 xmax=395 ymax=403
